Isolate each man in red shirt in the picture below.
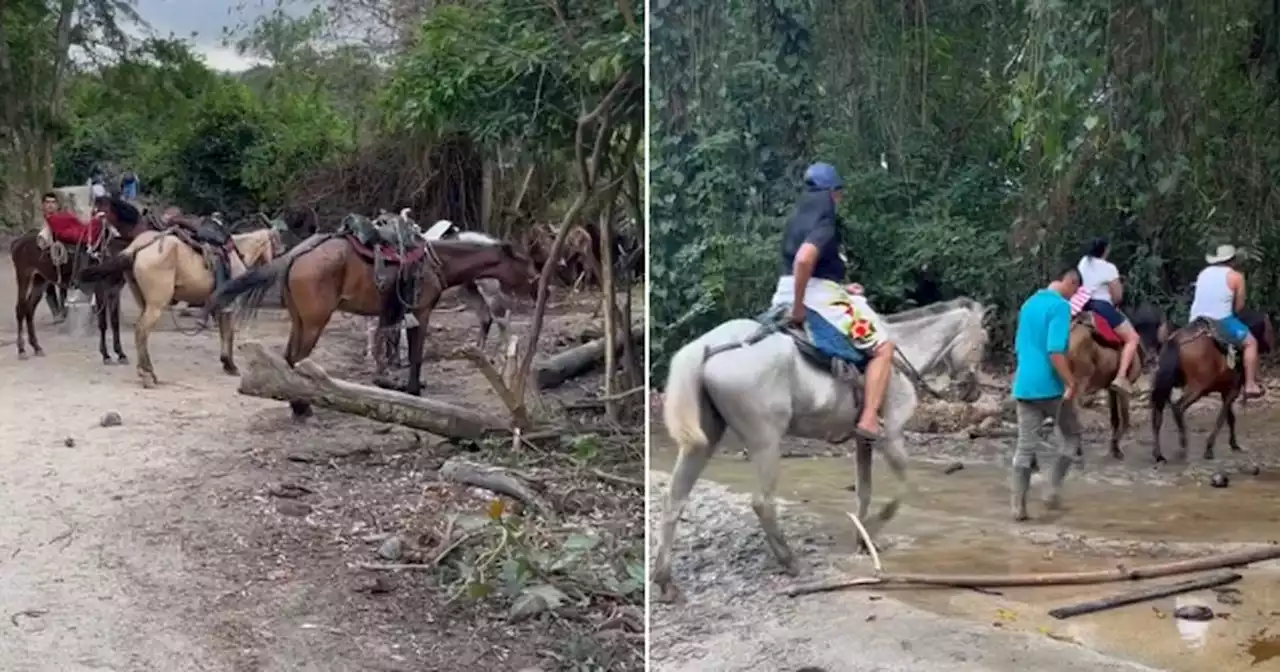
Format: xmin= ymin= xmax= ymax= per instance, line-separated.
xmin=42 ymin=191 xmax=104 ymax=246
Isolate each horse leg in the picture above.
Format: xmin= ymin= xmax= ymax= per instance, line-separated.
xmin=460 ymin=282 xmax=492 ymax=349
xmin=94 ymin=287 xmax=111 ymax=364
xmin=109 ymin=287 xmax=126 ymax=363
xmin=24 ymin=277 xmax=46 ymax=357
xmin=403 ymin=325 xmax=427 ymax=396
xmin=653 ymin=413 xmax=725 ymax=604
xmin=15 ymin=270 xmax=30 ymax=359
xmin=1107 ymin=390 xmax=1126 ymax=460
xmin=1169 ymin=388 xmax=1205 ymax=463
xmin=1226 ymin=396 xmax=1243 ymax=452
xmin=286 ymin=315 xmax=331 ymax=420
xmin=216 ymin=310 xmax=238 ymax=375
xmin=744 ymin=427 xmax=797 ymax=576
xmin=852 ymin=441 xmax=877 ymax=552
xmin=1203 ymin=389 xmax=1241 ymax=460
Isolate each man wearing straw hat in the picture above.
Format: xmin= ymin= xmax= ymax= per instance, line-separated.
xmin=1188 ymin=244 xmax=1265 ymax=399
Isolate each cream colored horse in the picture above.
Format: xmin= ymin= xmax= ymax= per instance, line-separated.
xmin=115 ymin=226 xmax=282 ymax=387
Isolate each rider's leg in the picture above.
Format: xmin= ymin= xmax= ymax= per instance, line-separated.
xmin=1112 ymin=321 xmax=1140 ymax=391
xmin=859 ymin=340 xmax=894 ymax=438
xmin=1243 ymin=332 xmax=1263 ymax=396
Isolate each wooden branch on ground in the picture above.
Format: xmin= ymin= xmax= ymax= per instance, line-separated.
xmin=459 ymin=338 xmax=531 ymax=429
xmin=236 ymin=342 xmax=507 ymax=440
xmin=439 ymin=457 xmax=556 ymax=520
xmin=1047 ymin=571 xmax=1242 ymax=620
xmin=534 ymin=324 xmax=644 ymax=389
xmin=968 ymin=427 xmax=1017 ymax=439
xmin=785 ymin=545 xmax=1280 ymax=598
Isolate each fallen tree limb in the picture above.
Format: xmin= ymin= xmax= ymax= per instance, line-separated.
xmin=1047 ymin=571 xmax=1242 ymax=620
xmin=237 ymin=342 xmax=508 ymax=440
xmin=534 ymin=325 xmax=644 ymax=389
xmin=785 ymin=545 xmax=1280 ymax=598
xmin=439 ymin=458 xmax=556 ymax=521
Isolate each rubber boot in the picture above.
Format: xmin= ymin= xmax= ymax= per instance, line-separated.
xmin=1044 ymin=455 xmax=1073 ymax=510
xmin=1010 ymin=466 xmax=1032 ymax=522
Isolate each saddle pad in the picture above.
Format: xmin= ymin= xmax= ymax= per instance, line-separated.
xmin=345 ymin=233 xmax=427 ymax=265
xmin=802 ymin=310 xmax=869 ymax=372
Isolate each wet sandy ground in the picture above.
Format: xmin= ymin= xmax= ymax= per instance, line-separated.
xmin=649 ymin=398 xmax=1280 ymax=671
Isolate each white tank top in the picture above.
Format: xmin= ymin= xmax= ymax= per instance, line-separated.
xmin=1189 ymin=265 xmax=1235 ymax=320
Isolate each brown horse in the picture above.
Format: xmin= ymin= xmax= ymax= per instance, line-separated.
xmin=1065 ymin=305 xmax=1167 ymax=460
xmin=203 ymin=232 xmax=538 ymax=420
xmin=1150 ymin=311 xmax=1274 ymax=463
xmin=11 ymin=197 xmax=148 ymax=361
xmin=80 ymin=217 xmax=284 ymax=387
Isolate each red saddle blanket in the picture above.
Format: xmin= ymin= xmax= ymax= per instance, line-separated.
xmin=1091 ymin=312 xmax=1121 ymax=345
xmin=46 ymin=212 xmax=104 ymax=246
xmin=345 ymin=233 xmax=426 ymax=265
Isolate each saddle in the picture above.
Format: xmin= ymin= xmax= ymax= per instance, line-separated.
xmin=340 ymin=213 xmax=431 ymax=335
xmin=1178 ymin=318 xmax=1239 ymax=367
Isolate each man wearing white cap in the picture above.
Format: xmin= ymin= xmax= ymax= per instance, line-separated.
xmin=1188 ymin=244 xmax=1265 ymax=398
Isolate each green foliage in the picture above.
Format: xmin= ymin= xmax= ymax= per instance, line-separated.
xmin=384 ymin=0 xmax=642 ymax=152
xmin=651 ymin=0 xmax=1280 ymax=380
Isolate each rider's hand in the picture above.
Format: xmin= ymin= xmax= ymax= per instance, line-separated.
xmin=847 ymin=283 xmax=865 ymax=296
xmin=1063 ymin=382 xmax=1077 ymax=401
xmin=789 ymin=303 xmax=807 ymax=326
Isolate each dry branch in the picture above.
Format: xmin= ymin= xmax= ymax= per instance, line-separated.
xmin=439 ymin=457 xmax=556 ymax=520
xmin=1046 ymin=571 xmax=1242 ymax=620
xmin=534 ymin=324 xmax=644 ymax=389
xmin=785 ymin=545 xmax=1280 ymax=597
xmin=236 ymin=342 xmax=507 ymax=440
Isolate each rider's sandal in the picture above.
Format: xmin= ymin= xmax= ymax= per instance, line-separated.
xmin=1245 ymin=388 xmax=1267 ymax=400
xmin=853 ymin=426 xmax=884 ymax=443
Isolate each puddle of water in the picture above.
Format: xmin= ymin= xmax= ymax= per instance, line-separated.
xmin=652 ymin=447 xmax=1280 ymax=671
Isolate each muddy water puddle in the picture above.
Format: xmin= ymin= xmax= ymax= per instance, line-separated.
xmin=652 ymin=446 xmax=1280 ymax=670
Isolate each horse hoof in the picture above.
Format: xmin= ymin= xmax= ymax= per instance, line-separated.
xmin=102 ymin=357 xmax=113 ymax=365
xmin=1204 ymin=452 xmax=1215 ymax=461
xmin=117 ymin=355 xmax=128 ymax=364
xmin=1109 ymin=450 xmax=1125 ymax=460
xmin=1230 ymin=444 xmax=1244 ymax=453
xmin=18 ymin=351 xmax=28 ymax=361
xmin=222 ymin=364 xmax=240 ymax=376
xmin=1153 ymin=455 xmax=1167 ymax=465
xmin=655 ymin=582 xmax=685 ymax=604
xmin=33 ymin=348 xmax=44 ymax=357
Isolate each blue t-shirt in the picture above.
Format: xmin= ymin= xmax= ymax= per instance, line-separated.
xmin=1013 ymin=288 xmax=1072 ymax=401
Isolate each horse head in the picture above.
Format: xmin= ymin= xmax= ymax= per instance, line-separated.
xmin=1129 ymin=302 xmax=1170 ymax=359
xmin=1242 ymin=310 xmax=1274 ymax=355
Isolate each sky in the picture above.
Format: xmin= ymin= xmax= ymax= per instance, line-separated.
xmin=131 ymin=0 xmax=280 ymax=72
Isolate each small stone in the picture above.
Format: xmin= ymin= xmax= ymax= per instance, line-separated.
xmin=1173 ymin=604 xmax=1215 ymax=621
xmin=354 ymin=576 xmax=393 ymax=595
xmin=1245 ymin=465 xmax=1261 ymax=476
xmin=377 ymin=536 xmax=404 ymax=561
xmin=276 ymin=501 xmax=312 ymax=517
xmin=63 ymin=437 xmax=75 ymax=448
xmin=1209 ymin=472 xmax=1230 ymax=488
xmin=943 ymin=462 xmax=964 ymax=475
xmin=99 ymin=411 xmax=122 ymax=428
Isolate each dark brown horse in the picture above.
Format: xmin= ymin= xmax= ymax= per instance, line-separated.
xmin=1150 ymin=310 xmax=1274 ymax=463
xmin=11 ymin=197 xmax=147 ymax=362
xmin=203 ymin=232 xmax=538 ymax=420
xmin=1065 ymin=304 xmax=1167 ymax=459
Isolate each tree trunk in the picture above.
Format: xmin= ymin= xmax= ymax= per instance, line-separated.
xmin=533 ymin=324 xmax=643 ymax=389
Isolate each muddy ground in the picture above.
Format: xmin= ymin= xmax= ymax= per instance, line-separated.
xmin=649 ymin=377 xmax=1280 ymax=671
xmin=0 ymin=252 xmax=643 ymax=672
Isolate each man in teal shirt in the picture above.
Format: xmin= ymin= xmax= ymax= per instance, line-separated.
xmin=1011 ymin=266 xmax=1082 ymax=521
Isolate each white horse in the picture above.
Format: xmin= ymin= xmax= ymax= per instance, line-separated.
xmin=653 ymin=297 xmax=991 ymax=602
xmin=364 ymin=218 xmax=512 ymax=365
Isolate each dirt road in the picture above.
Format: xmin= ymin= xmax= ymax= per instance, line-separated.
xmin=0 ymin=253 xmax=642 ymax=671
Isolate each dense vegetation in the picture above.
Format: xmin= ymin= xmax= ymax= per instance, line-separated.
xmin=650 ymin=0 xmax=1280 ymax=379
xmin=0 ymin=0 xmax=642 ymax=242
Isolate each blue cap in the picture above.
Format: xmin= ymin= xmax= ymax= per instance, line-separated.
xmin=803 ymin=162 xmax=843 ymax=191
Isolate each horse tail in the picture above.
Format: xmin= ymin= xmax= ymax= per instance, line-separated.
xmin=1151 ymin=340 xmax=1181 ymax=411
xmin=217 ymin=234 xmax=326 ymax=321
xmin=662 ymin=340 xmax=716 ymax=451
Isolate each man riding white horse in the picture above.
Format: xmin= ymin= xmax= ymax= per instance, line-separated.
xmin=774 ymin=161 xmax=896 ymax=442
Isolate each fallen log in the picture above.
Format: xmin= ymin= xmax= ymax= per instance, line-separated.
xmin=533 ymin=324 xmax=643 ymax=389
xmin=439 ymin=458 xmax=555 ymax=520
xmin=1047 ymin=571 xmax=1241 ymax=620
xmin=785 ymin=544 xmax=1280 ymax=598
xmin=236 ymin=341 xmax=508 ymax=440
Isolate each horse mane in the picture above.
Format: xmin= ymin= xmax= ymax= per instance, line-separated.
xmin=889 ymin=297 xmax=984 ymax=322
xmin=107 ymin=197 xmax=140 ymax=226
